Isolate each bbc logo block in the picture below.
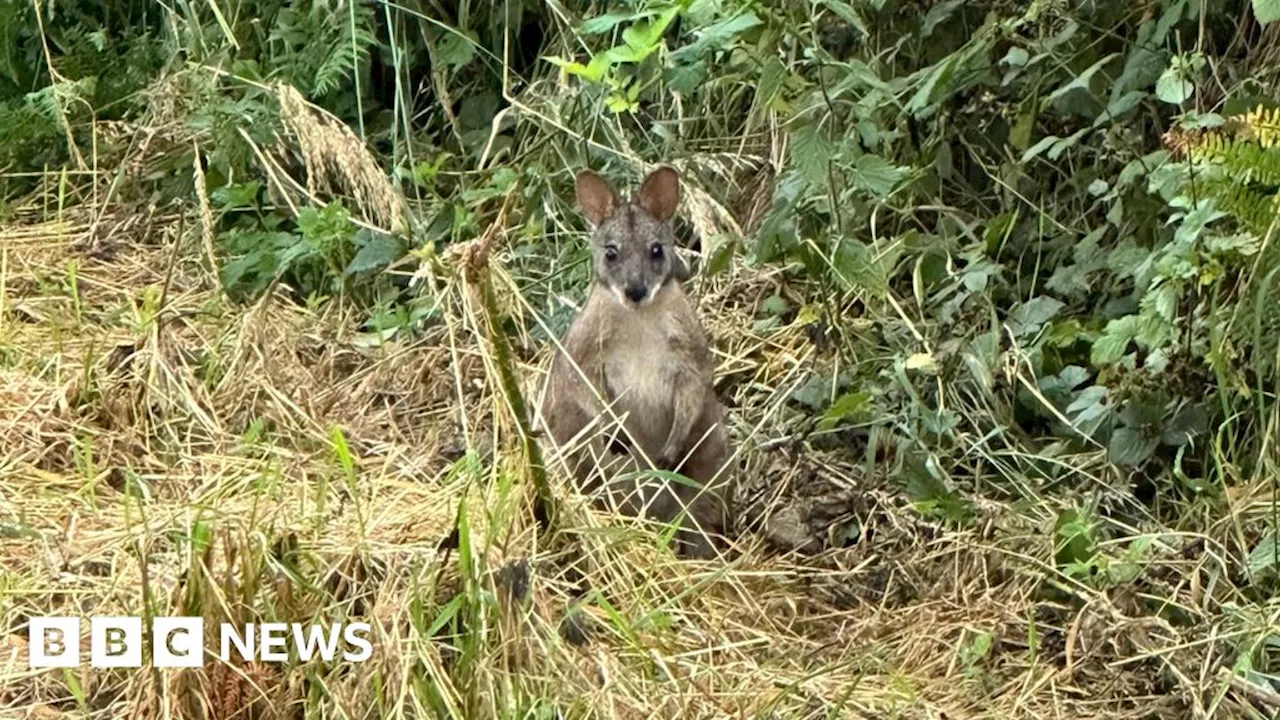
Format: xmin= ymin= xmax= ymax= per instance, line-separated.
xmin=29 ymin=616 xmax=372 ymax=668
xmin=29 ymin=616 xmax=204 ymax=668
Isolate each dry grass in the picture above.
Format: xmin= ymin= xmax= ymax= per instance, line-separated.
xmin=0 ymin=120 xmax=1275 ymax=720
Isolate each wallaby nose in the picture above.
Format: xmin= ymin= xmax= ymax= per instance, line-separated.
xmin=624 ymin=283 xmax=647 ymax=303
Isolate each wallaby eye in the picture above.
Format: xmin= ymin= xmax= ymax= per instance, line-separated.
xmin=650 ymin=243 xmax=664 ymax=260
xmin=604 ymin=246 xmax=618 ymax=262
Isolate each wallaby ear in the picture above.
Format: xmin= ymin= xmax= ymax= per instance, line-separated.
xmin=575 ymin=170 xmax=617 ymax=227
xmin=634 ymin=166 xmax=680 ymax=222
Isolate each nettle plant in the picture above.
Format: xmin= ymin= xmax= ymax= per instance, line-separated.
xmin=1069 ymin=105 xmax=1280 ymax=474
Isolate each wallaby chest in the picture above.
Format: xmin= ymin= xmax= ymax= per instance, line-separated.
xmin=585 ymin=288 xmax=693 ymax=448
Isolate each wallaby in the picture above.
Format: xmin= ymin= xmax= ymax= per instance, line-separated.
xmin=539 ymin=166 xmax=733 ymax=558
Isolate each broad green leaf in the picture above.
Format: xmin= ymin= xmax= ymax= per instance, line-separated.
xmin=1163 ymin=403 xmax=1206 ymax=445
xmin=1091 ymin=316 xmax=1140 ymax=365
xmin=1066 ymin=385 xmax=1108 ymax=416
xmin=1046 ymin=263 xmax=1093 ymax=296
xmin=1253 ymin=0 xmax=1280 ymax=24
xmin=831 ymin=237 xmax=888 ymax=297
xmin=211 ymin=181 xmax=262 ymax=210
xmin=1048 ymin=128 xmax=1089 ymax=160
xmin=819 ymin=0 xmax=869 ymax=36
xmin=1108 ymin=426 xmax=1158 ymax=466
xmin=1046 ymin=52 xmax=1121 ymax=105
xmin=1155 ymin=54 xmax=1205 ymax=105
xmin=790 ymin=125 xmax=832 ymax=187
xmin=818 ymin=391 xmax=873 ymax=431
xmin=1173 ymin=198 xmax=1226 ymax=245
xmin=544 ymin=55 xmax=610 ymax=83
xmin=1009 ymin=296 xmax=1064 ymax=336
xmin=345 ymin=233 xmax=404 ymax=275
xmin=852 ymin=154 xmax=908 ymax=197
xmin=761 ymin=294 xmax=789 ymax=317
xmin=671 ymin=11 xmax=760 ymax=61
xmin=1249 ymin=534 xmax=1280 ymax=576
xmin=1055 ymin=507 xmax=1097 ymax=566
xmin=704 ymin=234 xmax=736 ymax=276
xmin=756 ymin=57 xmax=786 ymax=110
xmin=1057 ymin=365 xmax=1090 ymax=391
xmin=621 ymin=6 xmax=680 ymax=54
xmin=1021 ymin=134 xmax=1060 ymax=162
xmin=1093 ymin=90 xmax=1145 ymax=128
xmin=1002 ymin=47 xmax=1029 ymax=67
xmin=906 ymin=54 xmax=958 ymax=116
xmin=1111 ymin=47 xmax=1166 ymax=101
xmin=921 ymin=0 xmax=963 ymax=38
xmin=791 ymin=372 xmax=833 ymax=410
xmin=581 ymin=10 xmax=650 ymax=34
xmin=436 ymin=31 xmax=477 ymax=69
xmin=668 ymin=59 xmax=707 ymax=95
xmin=1155 ymin=67 xmax=1193 ymax=105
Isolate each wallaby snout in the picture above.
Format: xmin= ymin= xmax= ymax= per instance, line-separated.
xmin=623 ymin=283 xmax=648 ymax=304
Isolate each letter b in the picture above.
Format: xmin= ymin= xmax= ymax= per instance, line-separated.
xmin=91 ymin=617 xmax=142 ymax=667
xmin=29 ymin=617 xmax=80 ymax=668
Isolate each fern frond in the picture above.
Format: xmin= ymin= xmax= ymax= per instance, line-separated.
xmin=1208 ymin=181 xmax=1280 ymax=236
xmin=1187 ymin=132 xmax=1280 ymax=186
xmin=1240 ymin=105 xmax=1280 ymax=149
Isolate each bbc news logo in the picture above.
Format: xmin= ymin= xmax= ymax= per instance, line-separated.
xmin=29 ymin=617 xmax=373 ymax=668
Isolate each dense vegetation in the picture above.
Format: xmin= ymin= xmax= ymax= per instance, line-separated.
xmin=2 ymin=0 xmax=1280 ymax=716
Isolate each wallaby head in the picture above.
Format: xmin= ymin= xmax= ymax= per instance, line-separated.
xmin=575 ymin=166 xmax=690 ymax=307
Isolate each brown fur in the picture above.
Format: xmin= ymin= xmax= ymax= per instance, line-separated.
xmin=539 ymin=167 xmax=734 ymax=558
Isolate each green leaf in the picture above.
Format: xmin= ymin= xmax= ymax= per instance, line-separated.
xmin=852 ymin=154 xmax=909 ymax=197
xmin=1046 ymin=52 xmax=1121 ymax=105
xmin=671 ymin=11 xmax=760 ymax=61
xmin=761 ymin=294 xmax=789 ymax=317
xmin=581 ymin=10 xmax=649 ymax=34
xmin=668 ymin=60 xmax=707 ymax=95
xmin=1249 ymin=534 xmax=1280 ymax=577
xmin=790 ymin=125 xmax=832 ymax=187
xmin=1163 ymin=404 xmax=1207 ymax=446
xmin=1155 ymin=69 xmax=1193 ymax=105
xmin=791 ymin=371 xmax=833 ymax=410
xmin=1009 ymin=296 xmax=1064 ymax=336
xmin=819 ymin=0 xmax=869 ymax=36
xmin=1002 ymin=47 xmax=1029 ymax=67
xmin=211 ymin=181 xmax=262 ymax=211
xmin=1155 ymin=54 xmax=1205 ymax=105
xmin=345 ymin=233 xmax=405 ymax=275
xmin=1253 ymin=0 xmax=1280 ymax=24
xmin=818 ymin=391 xmax=873 ymax=431
xmin=704 ymin=234 xmax=736 ymax=276
xmin=1108 ymin=426 xmax=1158 ymax=466
xmin=621 ymin=6 xmax=680 ymax=54
xmin=1144 ymin=282 xmax=1179 ymax=322
xmin=1094 ymin=90 xmax=1145 ymax=129
xmin=831 ymin=237 xmax=888 ymax=297
xmin=921 ymin=0 xmax=963 ymax=38
xmin=1173 ymin=198 xmax=1225 ymax=245
xmin=436 ymin=31 xmax=477 ymax=69
xmin=1021 ymin=134 xmax=1060 ymax=163
xmin=1055 ymin=508 xmax=1097 ymax=567
xmin=544 ymin=54 xmax=610 ymax=83
xmin=1092 ymin=316 xmax=1140 ymax=365
xmin=0 ymin=521 xmax=40 ymax=539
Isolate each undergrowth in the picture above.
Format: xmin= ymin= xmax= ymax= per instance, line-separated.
xmin=3 ymin=0 xmax=1280 ymax=717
